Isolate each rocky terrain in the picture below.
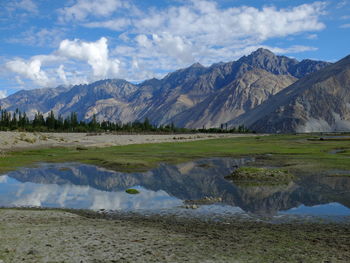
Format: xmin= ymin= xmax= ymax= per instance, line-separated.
xmin=0 ymin=49 xmax=330 ymax=131
xmin=0 ymin=208 xmax=349 ymax=263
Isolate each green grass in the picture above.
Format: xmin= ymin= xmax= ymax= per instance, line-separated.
xmin=1 ymin=134 xmax=350 ymax=174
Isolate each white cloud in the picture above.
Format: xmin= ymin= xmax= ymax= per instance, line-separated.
xmin=0 ymin=90 xmax=7 ymax=99
xmin=57 ymin=37 xmax=120 ymax=78
xmin=336 ymin=0 xmax=348 ymax=9
xmin=84 ymin=18 xmax=131 ymax=31
xmin=16 ymin=0 xmax=38 ymax=13
xmin=57 ymin=65 xmax=68 ymax=85
xmin=128 ymin=1 xmax=326 ymax=44
xmin=58 ymin=0 xmax=127 ymax=22
xmin=155 ymin=33 xmax=193 ymax=62
xmin=112 ymin=1 xmax=326 ymax=80
xmin=5 ymin=37 xmax=122 ymax=88
xmin=4 ymin=0 xmax=38 ymax=14
xmin=268 ymin=45 xmax=318 ymax=54
xmin=5 ymin=59 xmax=51 ymax=87
xmin=0 ymin=0 xmax=38 ymax=25
xmin=306 ymin=34 xmax=318 ymax=40
xmin=149 ymin=33 xmax=194 ymax=64
xmin=7 ymin=28 xmax=66 ymax=48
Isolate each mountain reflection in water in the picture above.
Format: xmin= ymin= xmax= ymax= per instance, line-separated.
xmin=1 ymin=157 xmax=350 ymax=218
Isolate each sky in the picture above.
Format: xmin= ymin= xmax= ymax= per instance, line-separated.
xmin=0 ymin=0 xmax=350 ymax=98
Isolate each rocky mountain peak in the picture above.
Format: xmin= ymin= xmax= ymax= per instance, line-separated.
xmin=140 ymin=77 xmax=161 ymax=87
xmin=189 ymin=62 xmax=205 ymax=68
xmin=232 ymin=53 xmax=350 ymax=133
xmin=250 ymin=48 xmax=276 ymax=57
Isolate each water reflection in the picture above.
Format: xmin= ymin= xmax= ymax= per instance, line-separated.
xmin=0 ymin=176 xmax=181 ymax=210
xmin=1 ymin=158 xmax=350 ymax=219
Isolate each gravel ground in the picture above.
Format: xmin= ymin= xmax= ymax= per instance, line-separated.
xmin=0 ymin=131 xmax=254 ymax=152
xmin=0 ymin=209 xmax=349 ymax=263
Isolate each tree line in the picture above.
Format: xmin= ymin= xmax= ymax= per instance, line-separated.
xmin=0 ymin=107 xmax=251 ymax=133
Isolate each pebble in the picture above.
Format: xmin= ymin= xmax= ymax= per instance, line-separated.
xmin=27 ymin=249 xmax=39 ymax=255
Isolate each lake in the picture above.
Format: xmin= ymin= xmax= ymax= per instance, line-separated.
xmin=1 ymin=157 xmax=350 ymax=222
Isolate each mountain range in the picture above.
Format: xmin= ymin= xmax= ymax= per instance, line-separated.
xmin=2 ymin=48 xmax=350 ymax=133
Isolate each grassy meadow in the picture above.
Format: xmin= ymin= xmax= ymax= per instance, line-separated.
xmin=1 ymin=134 xmax=350 ymax=174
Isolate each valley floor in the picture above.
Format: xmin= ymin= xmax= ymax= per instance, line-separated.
xmin=1 ymin=133 xmax=350 ymax=262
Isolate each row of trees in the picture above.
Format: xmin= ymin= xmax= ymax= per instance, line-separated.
xmin=0 ymin=108 xmax=251 ymax=133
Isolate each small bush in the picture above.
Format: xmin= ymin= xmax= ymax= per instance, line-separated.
xmin=76 ymin=146 xmax=88 ymax=151
xmin=125 ymin=188 xmax=140 ymax=194
xmin=226 ymin=167 xmax=294 ymax=185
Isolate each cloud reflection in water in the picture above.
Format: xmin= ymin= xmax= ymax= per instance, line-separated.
xmin=0 ymin=176 xmax=181 ymax=210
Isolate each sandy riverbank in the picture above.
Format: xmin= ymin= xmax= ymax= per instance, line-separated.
xmin=0 ymin=132 xmax=255 ymax=152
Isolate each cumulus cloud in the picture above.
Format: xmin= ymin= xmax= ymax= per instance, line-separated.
xmin=58 ymin=0 xmax=127 ymax=22
xmin=0 ymin=90 xmax=7 ymax=99
xmin=5 ymin=37 xmax=121 ymax=88
xmin=58 ymin=37 xmax=120 ymax=78
xmin=153 ymin=33 xmax=194 ymax=63
xmin=131 ymin=33 xmax=194 ymax=65
xmin=5 ymin=59 xmax=51 ymax=87
xmin=57 ymin=65 xmax=68 ymax=85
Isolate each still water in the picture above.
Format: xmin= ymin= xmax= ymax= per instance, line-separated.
xmin=1 ymin=158 xmax=350 ymax=222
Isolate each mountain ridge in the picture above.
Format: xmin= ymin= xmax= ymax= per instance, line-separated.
xmin=0 ymin=49 xmax=334 ymax=131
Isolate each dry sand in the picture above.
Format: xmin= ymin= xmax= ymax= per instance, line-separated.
xmin=0 ymin=131 xmax=254 ymax=152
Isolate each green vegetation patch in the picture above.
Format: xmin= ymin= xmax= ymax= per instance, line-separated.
xmin=226 ymin=167 xmax=294 ymax=185
xmin=125 ymin=188 xmax=140 ymax=194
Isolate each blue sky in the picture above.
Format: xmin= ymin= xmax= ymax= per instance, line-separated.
xmin=0 ymin=0 xmax=350 ymax=98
